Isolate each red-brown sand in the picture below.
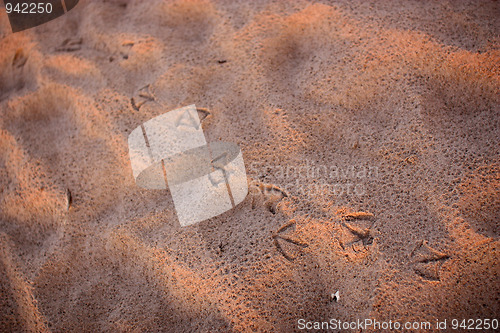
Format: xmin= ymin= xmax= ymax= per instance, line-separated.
xmin=0 ymin=0 xmax=499 ymax=332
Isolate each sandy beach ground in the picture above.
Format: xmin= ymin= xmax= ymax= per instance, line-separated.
xmin=0 ymin=0 xmax=499 ymax=332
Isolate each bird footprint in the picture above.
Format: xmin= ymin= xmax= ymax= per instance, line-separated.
xmin=12 ymin=48 xmax=28 ymax=68
xmin=56 ymin=37 xmax=83 ymax=52
xmin=131 ymin=84 xmax=155 ymax=111
xmin=410 ymin=240 xmax=449 ymax=281
xmin=249 ymin=180 xmax=288 ymax=214
xmin=336 ymin=210 xmax=376 ymax=253
xmin=272 ymin=220 xmax=309 ymax=261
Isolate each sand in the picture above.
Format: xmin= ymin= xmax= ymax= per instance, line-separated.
xmin=0 ymin=0 xmax=499 ymax=332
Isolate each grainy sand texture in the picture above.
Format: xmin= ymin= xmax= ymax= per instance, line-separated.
xmin=0 ymin=0 xmax=499 ymax=332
